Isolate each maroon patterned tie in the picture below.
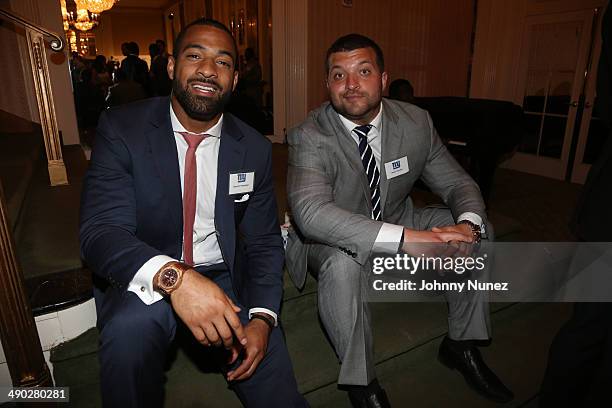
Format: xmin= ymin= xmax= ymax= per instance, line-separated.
xmin=179 ymin=132 xmax=208 ymax=265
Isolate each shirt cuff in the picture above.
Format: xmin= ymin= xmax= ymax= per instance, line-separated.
xmin=248 ymin=308 xmax=278 ymax=327
xmin=457 ymin=212 xmax=485 ymax=235
xmin=373 ymin=222 xmax=405 ymax=253
xmin=127 ymin=255 xmax=176 ymax=305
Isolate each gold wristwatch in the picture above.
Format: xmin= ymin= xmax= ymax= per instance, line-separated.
xmin=153 ymin=261 xmax=190 ymax=296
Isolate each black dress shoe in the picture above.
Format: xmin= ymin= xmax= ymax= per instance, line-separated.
xmin=348 ymin=388 xmax=391 ymax=408
xmin=438 ymin=336 xmax=514 ymax=403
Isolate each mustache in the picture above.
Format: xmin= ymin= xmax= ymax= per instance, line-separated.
xmin=343 ymin=90 xmax=365 ymax=97
xmin=186 ymin=77 xmax=222 ymax=91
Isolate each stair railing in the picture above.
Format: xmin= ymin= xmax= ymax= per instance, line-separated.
xmin=0 ymin=7 xmax=63 ymax=389
xmin=0 ymin=8 xmax=68 ymax=186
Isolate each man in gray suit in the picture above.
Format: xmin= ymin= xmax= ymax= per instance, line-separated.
xmin=286 ymin=34 xmax=513 ymax=407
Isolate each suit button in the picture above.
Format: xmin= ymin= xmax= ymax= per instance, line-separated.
xmin=352 ymin=253 xmax=357 ymax=258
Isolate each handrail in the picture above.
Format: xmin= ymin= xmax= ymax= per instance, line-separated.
xmin=0 ymin=8 xmax=64 ymax=51
xmin=0 ymin=6 xmax=69 ymax=186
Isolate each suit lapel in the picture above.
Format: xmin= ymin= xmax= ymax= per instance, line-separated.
xmin=380 ymin=99 xmax=406 ymax=211
xmin=322 ymin=105 xmax=371 ymax=205
xmin=147 ymin=98 xmax=183 ymax=230
xmin=216 ymin=114 xmax=246 ymax=272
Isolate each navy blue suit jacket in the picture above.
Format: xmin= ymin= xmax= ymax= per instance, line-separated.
xmin=80 ymin=97 xmax=284 ymax=315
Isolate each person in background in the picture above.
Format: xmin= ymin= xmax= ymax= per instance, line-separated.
xmin=239 ymin=47 xmax=263 ymax=108
xmin=75 ymin=68 xmax=105 ymax=129
xmin=156 ymin=39 xmax=169 ymax=58
xmin=150 ymin=40 xmax=172 ymax=96
xmin=105 ymin=66 xmax=147 ymax=108
xmin=70 ymin=51 xmax=86 ymax=89
xmin=388 ymin=78 xmax=415 ymax=103
xmin=92 ymin=55 xmax=113 ymax=96
xmin=120 ymin=41 xmax=149 ymax=92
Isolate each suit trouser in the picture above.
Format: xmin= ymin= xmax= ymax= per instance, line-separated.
xmin=307 ymin=207 xmax=491 ymax=386
xmin=95 ymin=267 xmax=307 ymax=408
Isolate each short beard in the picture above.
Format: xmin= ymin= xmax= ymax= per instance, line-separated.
xmin=172 ymin=78 xmax=232 ymax=122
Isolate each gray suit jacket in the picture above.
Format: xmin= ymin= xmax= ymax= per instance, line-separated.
xmin=286 ymin=98 xmax=486 ymax=289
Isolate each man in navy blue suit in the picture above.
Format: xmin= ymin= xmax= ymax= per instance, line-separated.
xmin=80 ymin=19 xmax=306 ymax=408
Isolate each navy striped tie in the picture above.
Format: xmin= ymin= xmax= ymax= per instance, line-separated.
xmin=354 ymin=125 xmax=381 ymax=221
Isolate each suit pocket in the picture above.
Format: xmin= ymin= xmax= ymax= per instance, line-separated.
xmin=234 ymin=200 xmax=248 ymax=224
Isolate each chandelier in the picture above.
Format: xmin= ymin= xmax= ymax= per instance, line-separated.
xmin=72 ymin=7 xmax=99 ymax=31
xmin=62 ymin=0 xmax=99 ymax=32
xmin=79 ymin=0 xmax=116 ymax=14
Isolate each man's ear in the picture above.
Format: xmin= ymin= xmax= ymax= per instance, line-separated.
xmin=167 ymin=56 xmax=175 ymax=80
xmin=381 ymin=71 xmax=388 ymax=93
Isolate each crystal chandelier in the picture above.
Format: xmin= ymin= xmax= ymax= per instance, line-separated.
xmin=64 ymin=1 xmax=99 ymax=32
xmin=80 ymin=0 xmax=116 ymax=14
xmin=72 ymin=7 xmax=98 ymax=31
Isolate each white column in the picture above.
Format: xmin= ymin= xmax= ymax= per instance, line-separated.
xmin=272 ymin=0 xmax=307 ymax=143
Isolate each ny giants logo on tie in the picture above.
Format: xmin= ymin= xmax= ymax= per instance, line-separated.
xmin=392 ymin=160 xmax=401 ymax=170
xmin=237 ymin=173 xmax=247 ymax=183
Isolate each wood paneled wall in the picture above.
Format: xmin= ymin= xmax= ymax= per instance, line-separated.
xmin=96 ymin=8 xmax=165 ymax=58
xmin=182 ymin=0 xmax=207 ymax=23
xmin=307 ymin=0 xmax=475 ymax=110
xmin=470 ymin=0 xmax=607 ymax=103
xmin=469 ymin=0 xmax=527 ymax=102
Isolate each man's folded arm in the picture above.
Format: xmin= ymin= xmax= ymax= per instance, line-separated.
xmin=287 ymin=127 xmax=391 ymax=263
xmin=80 ymin=111 xmax=164 ymax=288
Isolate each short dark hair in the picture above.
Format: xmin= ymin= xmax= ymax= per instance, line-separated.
xmin=172 ymin=18 xmax=238 ymax=70
xmin=148 ymin=43 xmax=158 ymax=57
xmin=325 ymin=33 xmax=385 ymax=74
xmin=128 ymin=41 xmax=139 ymax=55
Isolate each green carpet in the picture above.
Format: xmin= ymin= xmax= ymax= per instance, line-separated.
xmin=51 ymin=291 xmax=571 ymax=407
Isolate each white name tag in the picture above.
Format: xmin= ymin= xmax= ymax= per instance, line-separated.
xmin=229 ymin=171 xmax=255 ymax=195
xmin=384 ymin=156 xmax=409 ymax=179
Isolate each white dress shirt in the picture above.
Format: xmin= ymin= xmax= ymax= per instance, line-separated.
xmin=337 ymin=103 xmax=483 ymax=253
xmin=128 ymin=103 xmax=277 ymax=325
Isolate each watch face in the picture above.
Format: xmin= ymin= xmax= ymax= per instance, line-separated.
xmin=161 ymin=269 xmax=179 ymax=288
